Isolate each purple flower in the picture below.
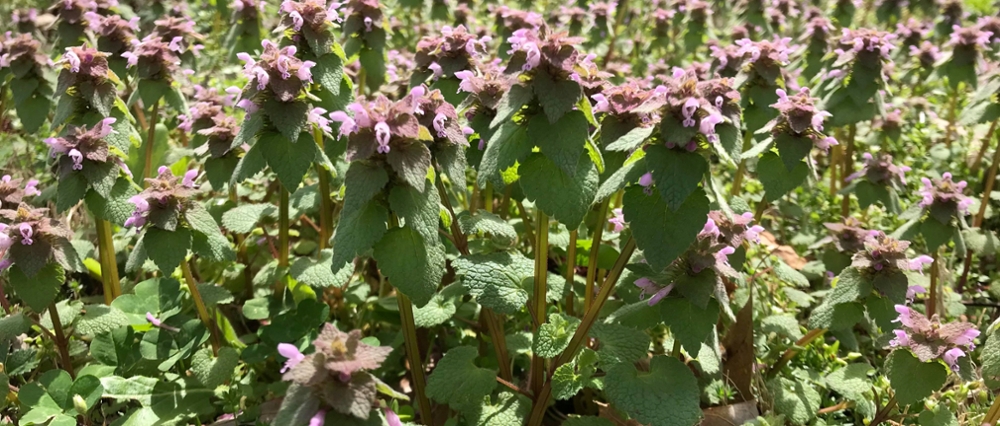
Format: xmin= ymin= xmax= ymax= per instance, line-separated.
xmin=277 ymin=343 xmax=305 ymax=373
xmin=374 ymin=121 xmax=391 ymax=154
xmin=715 ymin=246 xmax=736 ymax=266
xmin=308 ymin=108 xmax=332 ymax=134
xmin=906 ymin=285 xmax=926 ymax=302
xmin=943 ymin=348 xmax=965 ymax=371
xmin=182 ymin=169 xmax=199 ymax=188
xmin=18 ymin=223 xmax=33 ymax=245
xmin=635 ymin=277 xmax=675 ymax=305
xmin=146 ymin=312 xmax=180 ymax=332
xmin=890 ymin=329 xmax=910 ymax=347
xmin=432 ymin=113 xmax=448 ymax=137
xmin=124 ymin=194 xmax=150 ymax=228
xmin=329 ymin=111 xmax=357 ymax=137
xmin=64 ymin=49 xmax=81 ymax=73
xmin=919 ymin=172 xmax=972 ymax=213
xmin=23 ymin=179 xmax=40 ymax=197
xmin=385 ymin=408 xmax=403 ymax=426
xmin=0 ymin=225 xmax=11 ymax=251
xmin=69 ymin=149 xmax=84 ymax=170
xmin=309 ymin=409 xmax=326 ymax=426
xmin=907 ymin=255 xmax=933 ymax=272
xmin=608 ymin=208 xmax=626 ymax=232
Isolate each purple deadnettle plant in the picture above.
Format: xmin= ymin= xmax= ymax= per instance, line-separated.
xmin=890 ymin=305 xmax=979 ymax=372
xmin=414 ymin=25 xmax=492 ymax=82
xmin=940 ymin=24 xmax=995 ymax=88
xmin=0 ymin=204 xmax=75 ymax=278
xmin=0 ymin=33 xmax=53 ymax=132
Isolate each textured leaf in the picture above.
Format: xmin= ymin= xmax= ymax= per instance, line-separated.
xmin=596 ymin=156 xmax=647 ymax=202
xmin=57 ymin=173 xmax=89 ymax=212
xmin=263 ymin=99 xmax=309 ymax=143
xmin=767 ymin=376 xmax=821 ymax=425
xmin=661 ymin=298 xmax=720 ymax=355
xmin=456 ymin=211 xmax=517 ymax=244
xmin=519 ymin=152 xmax=598 ymax=229
xmin=69 ymin=375 xmax=104 ymax=412
xmin=590 ymin=323 xmax=650 ymax=365
xmin=331 ymin=199 xmax=388 ymax=268
xmin=533 ymin=313 xmax=580 ymax=359
xmin=221 ymin=203 xmax=277 ymax=234
xmin=887 ymin=349 xmax=948 ymax=406
xmin=412 ymin=289 xmax=458 ymax=328
xmin=388 ymin=180 xmax=441 ymax=245
xmin=762 ymin=315 xmax=804 ymax=340
xmin=85 ymin=178 xmax=139 ymax=226
xmin=342 ymin=162 xmax=389 ymax=212
xmin=373 ymin=227 xmax=444 ymax=307
xmin=757 ymin=152 xmax=808 ymax=201
xmin=464 ymin=391 xmax=530 ymax=426
xmin=622 ymin=186 xmax=710 ymax=271
xmin=452 ymin=252 xmax=534 ymax=315
xmin=291 ymin=249 xmax=353 ymax=288
xmin=196 ymin=284 xmax=234 ymax=307
xmin=606 ymin=125 xmax=655 ymax=152
xmin=531 ymin=110 xmax=589 ymax=176
xmin=645 ymin=146 xmax=709 ymax=211
xmin=532 ymin=70 xmax=582 ymax=123
xmin=425 ymin=346 xmax=497 ymax=408
xmin=489 ymin=83 xmax=534 ymax=128
xmin=190 ymin=347 xmax=239 ymax=388
xmin=142 ymin=228 xmax=191 ymax=274
xmin=0 ymin=313 xmax=30 ymax=342
xmin=10 ymin=263 xmax=64 ymax=313
xmin=919 ymin=406 xmax=958 ymax=426
xmin=824 ymin=363 xmax=871 ymax=401
xmin=76 ymin=304 xmax=130 ymax=336
xmin=604 ymin=356 xmax=702 ymax=426
xmin=477 ymin=121 xmax=531 ymax=187
xmin=386 ymin=142 xmax=432 ymax=192
xmin=551 ymin=348 xmax=600 ymax=400
xmin=259 ymin=132 xmax=318 ymax=192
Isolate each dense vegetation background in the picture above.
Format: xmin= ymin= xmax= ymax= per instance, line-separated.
xmin=2 ymin=0 xmax=1000 ymax=425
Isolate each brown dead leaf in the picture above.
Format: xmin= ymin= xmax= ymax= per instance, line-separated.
xmin=759 ymin=231 xmax=807 ymax=269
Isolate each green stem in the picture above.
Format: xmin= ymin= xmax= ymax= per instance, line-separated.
xmin=484 ymin=182 xmax=494 ymax=213
xmin=671 ymin=338 xmax=682 ymax=359
xmin=840 ymin=124 xmax=857 ymax=217
xmin=277 ymin=187 xmax=290 ymax=294
xmin=398 ymin=291 xmax=432 ymax=423
xmin=527 ymin=238 xmax=636 ymax=426
xmin=927 ymin=250 xmax=940 ymax=318
xmin=766 ymin=328 xmax=826 ymax=378
xmin=530 ymin=210 xmax=549 ymax=397
xmin=564 ymin=230 xmax=578 ymax=317
xmin=48 ymin=302 xmax=75 ymax=379
xmin=181 ymin=260 xmax=222 ymax=355
xmin=141 ymin=101 xmax=160 ymax=185
xmin=730 ymin=132 xmax=753 ymax=196
xmin=585 ymin=200 xmax=610 ymax=312
xmin=982 ymin=393 xmax=1000 ymax=425
xmin=970 ymin=119 xmax=999 ymax=175
xmin=314 ymin=127 xmax=333 ymax=251
xmin=95 ymin=218 xmax=121 ymax=304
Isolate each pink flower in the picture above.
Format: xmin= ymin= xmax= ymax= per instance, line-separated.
xmin=122 ymin=51 xmax=138 ymax=67
xmin=893 ymin=305 xmax=915 ymax=327
xmin=236 ymin=99 xmax=259 ymax=113
xmin=428 ymin=62 xmax=442 ymax=79
xmin=168 ymin=36 xmax=184 ymax=52
xmin=0 ymin=224 xmax=11 ymax=250
xmin=375 ymin=121 xmax=391 ymax=153
xmin=329 ymin=111 xmax=357 ymax=137
xmin=182 ymin=169 xmax=199 ymax=188
xmin=64 ymin=49 xmax=81 ymax=73
xmin=699 ymin=218 xmax=721 ymax=239
xmin=890 ymin=329 xmax=910 ymax=347
xmin=69 ymin=149 xmax=84 ymax=170
xmin=309 ymin=409 xmax=326 ymax=426
xmin=23 ymin=179 xmax=40 ymax=197
xmin=289 ymin=11 xmax=304 ymax=31
xmin=455 ymin=70 xmax=475 ymax=93
xmin=364 ymin=16 xmax=373 ymax=31
xmin=297 ymin=60 xmax=316 ymax=82
xmin=906 ymin=285 xmax=926 ymax=302
xmin=18 ymin=223 xmax=33 ymax=245
xmin=715 ymin=246 xmax=736 ymax=266
xmin=385 ymin=408 xmax=403 ymax=426
xmin=608 ymin=208 xmax=626 ymax=232
xmin=950 ymin=328 xmax=980 ymax=348
xmin=907 ymin=255 xmax=934 ymax=272
xmin=146 ymin=312 xmax=180 ymax=332
xmin=251 ymin=66 xmax=270 ymax=90
xmin=277 ymin=343 xmax=305 ymax=373
xmin=592 ymin=94 xmax=609 ymax=113
xmin=308 ymin=108 xmax=332 ymax=133
xmin=433 ymin=113 xmax=448 ymax=137
xmin=943 ymin=347 xmax=965 ymax=371
xmin=638 ymin=172 xmax=653 ymax=187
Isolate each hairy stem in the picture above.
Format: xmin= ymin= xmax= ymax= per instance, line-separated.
xmin=730 ymin=132 xmax=753 ymax=196
xmin=927 ymin=249 xmax=940 ymax=318
xmin=48 ymin=302 xmax=75 ymax=379
xmin=766 ymin=328 xmax=826 ymax=378
xmin=565 ymin=230 xmax=578 ymax=317
xmin=585 ymin=200 xmax=610 ymax=312
xmin=527 ymin=238 xmax=636 ymax=426
xmin=840 ymin=124 xmax=857 ymax=217
xmin=484 ymin=182 xmax=494 ymax=213
xmin=95 ymin=218 xmax=121 ymax=304
xmin=530 ymin=210 xmax=550 ymax=397
xmin=277 ymin=187 xmax=290 ymax=295
xmin=182 ymin=260 xmax=222 ymax=355
xmin=314 ymin=128 xmax=333 ymax=251
xmin=397 ymin=292 xmax=432 ymax=424
xmin=141 ymin=101 xmax=160 ymax=185
xmin=971 ymin=119 xmax=999 ymax=174
xmin=517 ymin=199 xmax=536 ymax=252
xmin=982 ymin=392 xmax=1000 ymax=425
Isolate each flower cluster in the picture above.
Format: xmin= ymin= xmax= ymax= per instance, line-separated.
xmin=734 ymin=36 xmax=793 ymax=68
xmin=150 ymin=16 xmax=204 ymax=55
xmin=845 ymin=152 xmax=910 ymax=188
xmin=232 ymin=0 xmax=266 ymax=20
xmin=819 ymin=218 xmax=870 ymax=253
xmin=60 ymin=46 xmax=111 ymax=84
xmin=330 ymin=93 xmax=420 ymax=159
xmin=918 ymin=173 xmax=973 ymax=216
xmin=281 ymin=0 xmax=342 ymax=32
xmin=279 ymin=324 xmax=392 ymax=420
xmin=850 ymin=231 xmax=934 ymax=274
xmin=0 ymin=204 xmax=74 ymax=275
xmin=635 ymin=211 xmax=763 ymax=305
xmin=0 ymin=34 xmax=51 ymax=74
xmin=342 ymin=0 xmax=383 ymax=35
xmin=709 ymin=43 xmax=744 ymax=77
xmin=890 ymin=305 xmax=979 ymax=372
xmin=50 ymin=0 xmax=98 ymax=25
xmin=236 ymin=40 xmax=316 ymax=104
xmin=769 ymin=88 xmax=837 ymax=150
xmin=948 ymin=24 xmax=994 ymax=52
xmin=896 ymin=18 xmax=930 ymax=49
xmin=196 ymin=115 xmax=242 ymax=158
xmin=11 ymin=8 xmax=39 ymax=32
xmin=802 ymin=17 xmax=834 ymax=45
xmin=44 ymin=118 xmax=120 ymax=176
xmin=407 ymin=86 xmax=470 ymax=146
xmin=505 ymin=27 xmax=584 ymax=77
xmin=0 ymin=175 xmax=40 ymax=210
xmin=85 ymin=12 xmax=139 ymax=54
xmin=122 ymin=37 xmax=182 ymax=81
xmin=908 ymin=41 xmax=941 ymax=69
xmin=124 ymin=166 xmax=200 ymax=229
xmin=414 ymin=25 xmax=491 ymax=79
xmin=454 ymin=60 xmax=517 ymax=112
xmin=654 ymin=68 xmax=730 ymax=149
xmin=179 ymin=85 xmax=231 ymax=133
xmin=492 ymin=6 xmax=544 ymax=33
xmin=591 ymin=80 xmax=666 ymax=127
xmin=977 ymin=16 xmax=1000 ymax=44
xmin=834 ymin=28 xmax=896 ymax=64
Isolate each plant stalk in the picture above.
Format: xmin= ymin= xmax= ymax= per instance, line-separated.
xmin=585 ymin=200 xmax=610 ymax=312
xmin=314 ymin=128 xmax=333 ymax=251
xmin=397 ymin=292 xmax=433 ymax=424
xmin=484 ymin=182 xmax=494 ymax=213
xmin=766 ymin=328 xmax=826 ymax=378
xmin=971 ymin=119 xmax=999 ymax=174
xmin=958 ymin=133 xmax=1000 ymax=292
xmin=840 ymin=124 xmax=857 ymax=217
xmin=141 ymin=101 xmax=160 ymax=185
xmin=982 ymin=393 xmax=1000 ymax=425
xmin=530 ymin=210 xmax=550 ymax=397
xmin=277 ymin=187 xmax=290 ymax=295
xmin=526 ymin=238 xmax=636 ymax=426
xmin=48 ymin=302 xmax=75 ymax=379
xmin=927 ymin=249 xmax=940 ymax=318
xmin=181 ymin=260 xmax=222 ymax=355
xmin=730 ymin=132 xmax=753 ymax=196
xmin=95 ymin=218 xmax=122 ymax=304
xmin=565 ymin=230 xmax=578 ymax=317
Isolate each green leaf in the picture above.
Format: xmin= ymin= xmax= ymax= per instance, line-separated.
xmin=824 ymin=363 xmax=871 ymax=401
xmin=358 ymin=48 xmax=386 ymax=92
xmin=887 ymin=349 xmax=949 ymax=406
xmin=388 ymin=180 xmax=441 ymax=245
xmin=762 ymin=315 xmax=804 ymax=340
xmin=184 ymin=203 xmax=224 ymax=237
xmin=425 ymin=346 xmax=497 ymax=408
xmin=242 ymin=298 xmax=273 ymax=321
xmin=773 ymin=133 xmax=814 ymax=171
xmin=221 ymin=203 xmax=277 ymax=234
xmin=274 ymin=383 xmax=321 ymax=426
xmin=412 ymin=289 xmax=458 ymax=328
xmin=489 ymin=84 xmax=534 ymax=128
xmin=604 ymin=356 xmax=702 ymax=426
xmin=757 ymin=152 xmax=808 ymax=201
xmin=606 ymin=125 xmax=654 ymax=152
xmin=452 ymin=252 xmax=534 ymax=315
xmin=10 ymin=263 xmax=64 ymax=313
xmin=622 ymin=186 xmax=710 ymax=271
xmin=672 ymin=269 xmax=717 ymax=308
xmin=291 ymin=249 xmax=353 ymax=288
xmin=596 ymin=156 xmax=647 ymax=202
xmin=85 ymin=178 xmax=139 ymax=226
xmin=57 ymin=173 xmax=90 ymax=212
xmin=196 ymin=284 xmax=234 ymax=307
xmin=76 ymin=304 xmax=130 ymax=336
xmin=477 ymin=121 xmax=531 ymax=188
xmin=386 ymin=141 xmax=432 ymax=192
xmin=263 ymin=99 xmax=309 ymax=143
xmin=331 ymin=198 xmax=388 ymax=268
xmin=919 ymin=406 xmax=959 ymax=426
xmin=564 ymin=416 xmax=614 ymax=426
xmin=457 ymin=211 xmax=517 ymax=245
xmin=142 ymin=228 xmax=191 ymax=274
xmin=259 ymin=132 xmax=319 ymax=192
xmin=99 ymin=375 xmax=215 ymax=421
xmin=0 ymin=313 xmax=30 ymax=342
xmin=373 ymin=227 xmax=444 ymax=307
xmin=531 ymin=111 xmax=589 ymax=176
xmin=519 ymin=152 xmax=598 ymax=229
xmin=464 ymin=392 xmax=530 ymax=426
xmin=69 ymin=375 xmax=105 ymax=412
xmin=532 ymin=70 xmax=582 ymax=123
xmin=590 ymin=323 xmax=650 ymax=365
xmin=190 ymin=347 xmax=239 ymax=388
xmin=231 ymin=142 xmax=268 ymax=185
xmin=552 ymin=348 xmax=600 ymax=400
xmin=660 ymin=298 xmax=720 ymax=355
xmin=645 ymin=146 xmax=708 ymax=211
xmin=533 ymin=313 xmax=580 ymax=358
xmin=962 ymin=228 xmax=1000 ymax=255
xmin=767 ymin=376 xmax=821 ymax=425
xmin=342 ymin=162 xmax=389 ymax=212
xmin=921 ymin=217 xmax=954 ymax=251
xmin=232 ymin=111 xmax=263 ymax=150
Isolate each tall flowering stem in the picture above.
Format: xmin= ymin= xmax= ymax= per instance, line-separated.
xmin=142 ymin=101 xmax=160 ymax=183
xmin=527 ymin=238 xmax=637 ymax=426
xmin=278 ymin=187 xmax=290 ymax=289
xmin=181 ymin=260 xmax=222 ymax=355
xmin=396 ymin=291 xmax=432 ymax=424
xmin=95 ymin=218 xmax=121 ymax=303
xmin=530 ymin=210 xmax=549 ymax=397
xmin=314 ymin=126 xmax=333 ymax=251
xmin=585 ymin=200 xmax=610 ymax=311
xmin=49 ymin=301 xmax=75 ymax=379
